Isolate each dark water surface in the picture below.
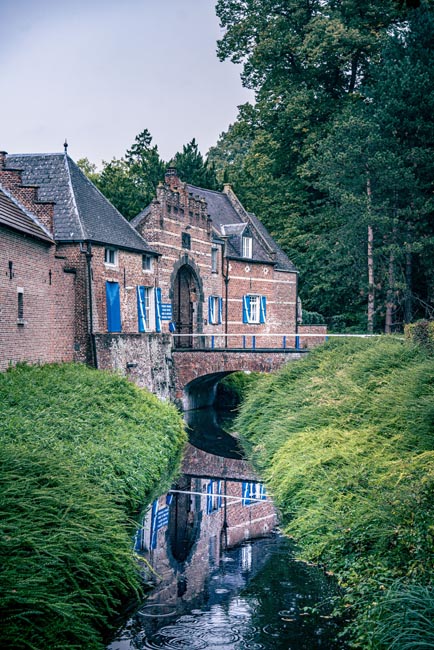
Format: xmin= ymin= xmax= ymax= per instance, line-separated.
xmin=108 ymin=408 xmax=346 ymax=649
xmin=109 ymin=535 xmax=344 ymax=650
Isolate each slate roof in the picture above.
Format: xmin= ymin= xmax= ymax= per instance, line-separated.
xmin=186 ymin=184 xmax=296 ymax=272
xmin=0 ymin=184 xmax=54 ymax=243
xmin=5 ymin=153 xmax=156 ymax=254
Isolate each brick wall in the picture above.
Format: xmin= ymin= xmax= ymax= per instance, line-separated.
xmin=134 ymin=173 xmax=301 ymax=352
xmin=0 ymin=227 xmax=76 ymax=370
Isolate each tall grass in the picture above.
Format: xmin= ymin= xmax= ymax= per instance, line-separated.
xmin=0 ymin=363 xmax=186 ymax=649
xmin=236 ymin=337 xmax=434 ymax=648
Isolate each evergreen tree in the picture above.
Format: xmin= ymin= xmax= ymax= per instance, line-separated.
xmin=172 ymin=139 xmax=219 ymax=189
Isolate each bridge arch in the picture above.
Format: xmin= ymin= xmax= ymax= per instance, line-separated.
xmin=183 ymin=370 xmax=238 ymax=411
xmin=173 ymin=349 xmax=307 ymax=410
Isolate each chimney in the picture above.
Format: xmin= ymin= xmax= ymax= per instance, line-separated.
xmin=0 ymin=151 xmax=7 ymax=171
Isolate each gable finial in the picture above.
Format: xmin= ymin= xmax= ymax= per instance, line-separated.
xmin=63 ymin=139 xmax=68 ymax=154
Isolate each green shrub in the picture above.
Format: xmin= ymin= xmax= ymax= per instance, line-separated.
xmin=301 ymin=310 xmax=325 ymax=325
xmin=405 ymin=319 xmax=434 ymax=352
xmin=0 ymin=363 xmax=186 ymax=649
xmin=237 ymin=338 xmax=434 ymax=648
xmin=216 ymin=371 xmax=262 ymax=408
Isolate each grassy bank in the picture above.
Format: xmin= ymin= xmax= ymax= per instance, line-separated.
xmin=0 ymin=363 xmax=186 ymax=649
xmin=236 ymin=337 xmax=434 ymax=648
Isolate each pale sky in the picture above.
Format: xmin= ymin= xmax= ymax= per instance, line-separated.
xmin=0 ymin=0 xmax=253 ymax=166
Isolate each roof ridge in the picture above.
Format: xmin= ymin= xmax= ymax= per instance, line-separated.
xmin=0 ymin=181 xmax=54 ymax=240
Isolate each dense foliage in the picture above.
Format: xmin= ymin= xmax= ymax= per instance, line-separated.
xmin=78 ymin=133 xmax=219 ymax=221
xmin=236 ymin=337 xmax=434 ymax=647
xmin=210 ymin=0 xmax=434 ymax=331
xmin=0 ymin=363 xmax=186 ymax=649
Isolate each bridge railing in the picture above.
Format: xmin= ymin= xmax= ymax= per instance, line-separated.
xmin=171 ymin=331 xmax=383 ymax=351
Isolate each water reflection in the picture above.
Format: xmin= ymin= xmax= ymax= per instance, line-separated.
xmin=108 ymin=408 xmax=345 ymax=650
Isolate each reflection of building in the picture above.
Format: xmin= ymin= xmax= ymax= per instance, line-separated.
xmin=1 ymin=150 xmax=325 ymax=382
xmin=134 ymin=444 xmax=277 ymax=608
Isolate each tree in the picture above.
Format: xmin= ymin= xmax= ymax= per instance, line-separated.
xmin=172 ymin=139 xmax=219 ymax=189
xmin=212 ymin=0 xmax=432 ymax=329
xmin=90 ymin=130 xmax=165 ymax=220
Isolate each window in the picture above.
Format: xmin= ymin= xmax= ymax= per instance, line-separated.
xmin=182 ymin=232 xmax=191 ymax=249
xmin=17 ymin=288 xmax=24 ymax=325
xmin=142 ymin=254 xmax=153 ymax=272
xmin=242 ymin=482 xmax=267 ymax=506
xmin=242 ymin=295 xmax=266 ymax=324
xmin=206 ymin=480 xmax=222 ymax=514
xmin=208 ymin=296 xmax=222 ymax=325
xmin=242 ymin=236 xmax=253 ymax=259
xmin=106 ymin=281 xmax=121 ymax=332
xmin=137 ymin=286 xmax=153 ymax=332
xmin=104 ymin=247 xmax=118 ymax=266
xmin=211 ymin=247 xmax=218 ymax=273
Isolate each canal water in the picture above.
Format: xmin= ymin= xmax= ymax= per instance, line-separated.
xmin=107 ymin=407 xmax=346 ymax=650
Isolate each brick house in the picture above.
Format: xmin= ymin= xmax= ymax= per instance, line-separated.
xmin=132 ymin=168 xmax=301 ymax=350
xmin=0 ymin=149 xmax=160 ymax=371
xmin=1 ymin=150 xmax=324 ymax=391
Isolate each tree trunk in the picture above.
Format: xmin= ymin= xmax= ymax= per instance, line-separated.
xmin=366 ymin=175 xmax=375 ymax=334
xmin=385 ymin=249 xmax=395 ymax=334
xmin=404 ymin=249 xmax=413 ymax=324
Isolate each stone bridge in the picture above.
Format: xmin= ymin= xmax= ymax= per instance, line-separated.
xmin=172 ymin=348 xmax=307 ymax=410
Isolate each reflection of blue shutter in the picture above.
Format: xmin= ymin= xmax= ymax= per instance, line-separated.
xmin=206 ymin=482 xmax=213 ymax=514
xmin=260 ymin=484 xmax=267 ymax=500
xmin=242 ymin=296 xmax=249 ymax=324
xmin=137 ymin=286 xmax=146 ymax=332
xmin=217 ymin=480 xmax=222 ymax=509
xmin=260 ymin=296 xmax=267 ymax=323
xmin=242 ymin=481 xmax=250 ymax=506
xmin=150 ymin=500 xmax=159 ymax=550
xmin=218 ymin=298 xmax=223 ymax=325
xmin=208 ymin=296 xmax=213 ymax=324
xmin=155 ymin=287 xmax=162 ymax=332
xmin=106 ymin=281 xmax=121 ymax=332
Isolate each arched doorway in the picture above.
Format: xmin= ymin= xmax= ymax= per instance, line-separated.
xmin=173 ymin=264 xmax=201 ymax=348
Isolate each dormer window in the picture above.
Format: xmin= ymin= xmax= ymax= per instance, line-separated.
xmin=242 ymin=236 xmax=253 ymax=259
xmin=104 ymin=247 xmax=118 ymax=267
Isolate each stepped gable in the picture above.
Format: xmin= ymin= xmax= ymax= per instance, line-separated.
xmin=5 ymin=153 xmax=157 ymax=254
xmin=186 ymin=183 xmax=296 ymax=272
xmin=0 ymin=185 xmax=54 ymax=243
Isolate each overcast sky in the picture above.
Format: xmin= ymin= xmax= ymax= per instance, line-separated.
xmin=0 ymin=0 xmax=253 ymax=165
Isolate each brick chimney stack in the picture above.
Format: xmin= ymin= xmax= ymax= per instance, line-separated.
xmin=0 ymin=151 xmax=7 ymax=171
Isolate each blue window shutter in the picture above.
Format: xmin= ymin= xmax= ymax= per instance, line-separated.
xmin=217 ymin=480 xmax=222 ymax=509
xmin=242 ymin=481 xmax=250 ymax=506
xmin=208 ymin=296 xmax=213 ymax=324
xmin=206 ymin=482 xmax=213 ymax=514
xmin=137 ymin=286 xmax=146 ymax=332
xmin=106 ymin=281 xmax=121 ymax=332
xmin=260 ymin=296 xmax=267 ymax=323
xmin=150 ymin=500 xmax=159 ymax=550
xmin=218 ymin=298 xmax=223 ymax=325
xmin=242 ymin=295 xmax=249 ymax=324
xmin=155 ymin=287 xmax=162 ymax=332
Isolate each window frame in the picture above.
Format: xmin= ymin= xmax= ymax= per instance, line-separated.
xmin=17 ymin=287 xmax=24 ymax=325
xmin=208 ymin=295 xmax=222 ymax=325
xmin=104 ymin=247 xmax=118 ymax=267
xmin=137 ymin=285 xmax=155 ymax=332
xmin=142 ymin=254 xmax=153 ymax=272
xmin=242 ymin=235 xmax=253 ymax=259
xmin=211 ymin=247 xmax=218 ymax=273
xmin=242 ymin=294 xmax=267 ymax=325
